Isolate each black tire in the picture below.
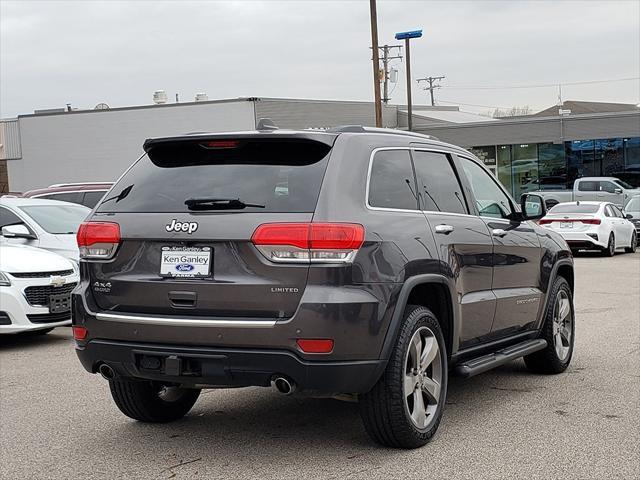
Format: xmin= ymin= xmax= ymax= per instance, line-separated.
xmin=624 ymin=232 xmax=637 ymax=253
xmin=601 ymin=233 xmax=615 ymax=257
xmin=524 ymin=277 xmax=575 ymax=374
xmin=109 ymin=379 xmax=201 ymax=423
xmin=545 ymin=199 xmax=559 ymax=210
xmin=359 ymin=305 xmax=448 ymax=449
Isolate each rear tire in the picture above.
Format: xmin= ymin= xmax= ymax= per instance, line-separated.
xmin=625 ymin=232 xmax=637 ymax=253
xmin=602 ymin=233 xmax=615 ymax=257
xmin=524 ymin=276 xmax=575 ymax=374
xmin=109 ymin=379 xmax=201 ymax=423
xmin=359 ymin=305 xmax=448 ymax=449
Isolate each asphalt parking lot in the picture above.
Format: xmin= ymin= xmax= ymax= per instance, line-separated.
xmin=1 ymin=253 xmax=638 ymax=480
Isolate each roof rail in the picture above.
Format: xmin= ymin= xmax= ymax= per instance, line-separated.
xmin=48 ymin=182 xmax=112 ymax=188
xmin=327 ymin=125 xmax=438 ymax=141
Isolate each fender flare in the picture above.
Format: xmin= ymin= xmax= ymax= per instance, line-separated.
xmin=537 ymin=258 xmax=574 ymax=330
xmin=377 ymin=274 xmax=460 ymax=364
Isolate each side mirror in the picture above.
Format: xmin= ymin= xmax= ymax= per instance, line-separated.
xmin=1 ymin=224 xmax=36 ymax=239
xmin=626 ymin=213 xmax=633 ymax=220
xmin=614 ymin=188 xmax=623 ymax=194
xmin=521 ymin=194 xmax=546 ymax=221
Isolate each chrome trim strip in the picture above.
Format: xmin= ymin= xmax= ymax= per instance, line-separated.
xmin=96 ymin=312 xmax=277 ymax=328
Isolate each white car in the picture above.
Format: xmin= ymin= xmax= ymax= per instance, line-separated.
xmin=0 ymin=244 xmax=79 ymax=334
xmin=0 ymin=197 xmax=90 ymax=261
xmin=539 ymin=201 xmax=637 ymax=256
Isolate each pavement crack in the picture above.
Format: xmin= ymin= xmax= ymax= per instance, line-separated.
xmin=162 ymin=457 xmax=202 ymax=478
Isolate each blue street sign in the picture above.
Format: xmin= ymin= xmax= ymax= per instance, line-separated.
xmin=395 ymin=30 xmax=422 ymax=40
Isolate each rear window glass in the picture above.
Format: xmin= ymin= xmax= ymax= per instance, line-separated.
xmin=549 ymin=204 xmax=599 ymax=214
xmin=97 ymin=139 xmax=332 ymax=213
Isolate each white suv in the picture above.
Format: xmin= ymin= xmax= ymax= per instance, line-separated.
xmin=0 ymin=244 xmax=79 ymax=334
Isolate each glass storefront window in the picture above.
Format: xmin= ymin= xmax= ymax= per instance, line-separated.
xmin=621 ymin=137 xmax=640 ymax=187
xmin=497 ymin=145 xmax=512 ymax=193
xmin=596 ymin=138 xmax=624 ymax=177
xmin=512 ymin=143 xmax=538 ymax=198
xmin=537 ymin=143 xmax=567 ymax=190
xmin=566 ymin=140 xmax=596 ymax=186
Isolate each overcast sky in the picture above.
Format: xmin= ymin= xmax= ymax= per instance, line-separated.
xmin=1 ymin=0 xmax=639 ymax=118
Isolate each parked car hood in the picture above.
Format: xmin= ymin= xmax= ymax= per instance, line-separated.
xmin=40 ymin=234 xmax=80 ymax=261
xmin=0 ymin=244 xmax=74 ymax=273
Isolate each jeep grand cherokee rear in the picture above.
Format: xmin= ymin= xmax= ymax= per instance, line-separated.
xmin=73 ymin=127 xmax=574 ymax=449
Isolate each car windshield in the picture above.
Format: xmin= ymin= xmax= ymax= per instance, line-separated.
xmin=625 ymin=196 xmax=640 ymax=211
xmin=19 ymin=204 xmax=90 ymax=234
xmin=614 ymin=179 xmax=633 ymax=189
xmin=549 ymin=204 xmax=599 ymax=214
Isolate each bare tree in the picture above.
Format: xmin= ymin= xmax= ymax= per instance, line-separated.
xmin=492 ymin=106 xmax=531 ymax=118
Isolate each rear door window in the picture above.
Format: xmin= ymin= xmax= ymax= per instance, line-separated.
xmin=97 ymin=138 xmax=333 ymax=213
xmin=39 ymin=192 xmax=83 ymax=204
xmin=412 ymin=151 xmax=468 ymax=214
xmin=577 ymin=181 xmax=598 ymax=192
xmin=82 ymin=191 xmax=106 ymax=208
xmin=368 ymin=150 xmax=418 ymax=210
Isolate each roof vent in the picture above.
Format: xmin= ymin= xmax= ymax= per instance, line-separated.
xmin=153 ymin=90 xmax=168 ymax=104
xmin=256 ymin=118 xmax=278 ymax=131
xmin=195 ymin=93 xmax=209 ymax=102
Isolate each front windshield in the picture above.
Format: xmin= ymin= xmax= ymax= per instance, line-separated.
xmin=19 ymin=204 xmax=90 ymax=234
xmin=625 ymin=196 xmax=640 ymax=212
xmin=614 ymin=179 xmax=633 ymax=189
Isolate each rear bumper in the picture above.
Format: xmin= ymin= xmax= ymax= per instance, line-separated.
xmin=559 ymin=232 xmax=606 ymax=249
xmin=75 ymin=339 xmax=385 ymax=394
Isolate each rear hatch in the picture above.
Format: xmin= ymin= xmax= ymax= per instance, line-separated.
xmin=85 ymin=133 xmax=335 ymax=319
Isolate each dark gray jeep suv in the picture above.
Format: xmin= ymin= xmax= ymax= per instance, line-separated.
xmin=72 ymin=124 xmax=575 ymax=448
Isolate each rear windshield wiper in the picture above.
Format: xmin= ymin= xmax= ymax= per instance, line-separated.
xmin=101 ymin=184 xmax=134 ymax=204
xmin=184 ymin=198 xmax=266 ymax=210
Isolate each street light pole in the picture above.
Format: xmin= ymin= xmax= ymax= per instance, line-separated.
xmin=369 ymin=0 xmax=383 ymax=127
xmin=404 ymin=38 xmax=412 ymax=131
xmin=395 ymin=30 xmax=422 ymax=131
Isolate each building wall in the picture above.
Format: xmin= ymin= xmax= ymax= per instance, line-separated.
xmin=416 ymin=111 xmax=640 ymax=147
xmin=6 ymin=100 xmax=255 ymax=192
xmin=254 ymin=98 xmax=397 ymax=129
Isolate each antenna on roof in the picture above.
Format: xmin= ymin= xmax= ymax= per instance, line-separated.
xmin=256 ymin=118 xmax=278 ymax=131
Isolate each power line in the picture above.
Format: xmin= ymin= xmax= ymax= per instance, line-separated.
xmin=441 ymin=76 xmax=640 ymax=90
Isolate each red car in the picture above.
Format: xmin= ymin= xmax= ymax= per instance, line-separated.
xmin=22 ymin=182 xmax=113 ymax=208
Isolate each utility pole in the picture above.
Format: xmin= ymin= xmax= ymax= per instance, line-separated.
xmin=368 ymin=0 xmax=382 ymax=127
xmin=417 ymin=76 xmax=445 ymax=106
xmin=379 ymin=45 xmax=402 ymax=104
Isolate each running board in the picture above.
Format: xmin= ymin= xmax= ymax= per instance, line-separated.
xmin=454 ymin=339 xmax=547 ymax=378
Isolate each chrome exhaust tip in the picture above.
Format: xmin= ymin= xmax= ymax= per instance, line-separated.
xmin=271 ymin=376 xmax=296 ymax=395
xmin=98 ymin=364 xmax=115 ymax=380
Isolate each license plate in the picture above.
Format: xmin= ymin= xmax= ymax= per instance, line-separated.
xmin=49 ymin=293 xmax=71 ymax=313
xmin=160 ymin=246 xmax=211 ymax=277
xmin=560 ymin=222 xmax=573 ymax=229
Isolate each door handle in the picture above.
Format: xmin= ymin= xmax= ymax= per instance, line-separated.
xmin=492 ymin=228 xmax=508 ymax=237
xmin=434 ymin=224 xmax=454 ymax=234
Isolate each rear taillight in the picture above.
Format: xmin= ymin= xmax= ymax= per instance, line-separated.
xmin=251 ymin=223 xmax=365 ymax=263
xmin=539 ymin=218 xmax=601 ymax=225
xmin=77 ymin=222 xmax=121 ymax=260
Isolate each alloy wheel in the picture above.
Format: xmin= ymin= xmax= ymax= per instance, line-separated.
xmin=403 ymin=327 xmax=443 ymax=430
xmin=552 ymin=290 xmax=572 ymax=361
xmin=609 ymin=235 xmax=615 ymax=256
